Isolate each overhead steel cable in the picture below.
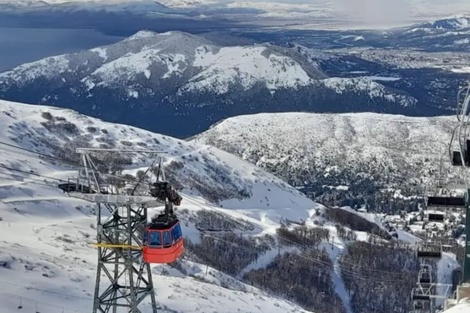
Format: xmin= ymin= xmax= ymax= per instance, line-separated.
xmin=2 ymin=159 xmax=418 ymax=282
xmin=0 ymin=140 xmax=436 ymax=280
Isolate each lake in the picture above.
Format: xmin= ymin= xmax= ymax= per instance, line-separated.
xmin=0 ymin=27 xmax=123 ymax=72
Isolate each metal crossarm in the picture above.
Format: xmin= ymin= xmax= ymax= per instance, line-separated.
xmin=59 ymin=148 xmax=164 ymax=312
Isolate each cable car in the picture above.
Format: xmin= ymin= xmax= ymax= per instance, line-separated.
xmin=143 ymin=216 xmax=184 ymax=263
xmin=142 ymin=181 xmax=184 ymax=264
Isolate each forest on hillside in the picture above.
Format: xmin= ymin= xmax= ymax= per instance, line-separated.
xmin=182 ymin=209 xmax=428 ymax=313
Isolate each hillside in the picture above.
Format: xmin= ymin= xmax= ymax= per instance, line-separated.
xmin=0 ymin=30 xmax=421 ymax=138
xmin=193 ymin=111 xmax=462 ymax=211
xmin=444 ymin=300 xmax=470 ymax=313
xmin=0 ymin=99 xmax=317 ymax=213
xmin=0 ymin=196 xmax=314 ymax=313
xmin=0 ymin=99 xmax=323 ymax=312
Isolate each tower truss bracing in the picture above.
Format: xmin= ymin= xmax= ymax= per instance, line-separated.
xmin=60 ymin=148 xmax=168 ymax=312
xmin=93 ymin=203 xmax=158 ymax=313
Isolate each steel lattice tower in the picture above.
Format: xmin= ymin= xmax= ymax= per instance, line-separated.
xmin=61 ymin=148 xmax=166 ymax=313
xmin=93 ymin=203 xmax=157 ymax=313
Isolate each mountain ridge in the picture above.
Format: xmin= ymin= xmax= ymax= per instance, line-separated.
xmin=0 ymin=30 xmax=424 ymax=138
xmin=193 ymin=111 xmax=461 ymax=211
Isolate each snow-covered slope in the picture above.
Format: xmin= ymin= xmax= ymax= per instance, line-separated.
xmin=387 ymin=15 xmax=470 ymax=51
xmin=417 ymin=16 xmax=470 ymax=30
xmin=436 ymin=253 xmax=461 ymax=307
xmin=194 ymin=112 xmax=456 ymax=180
xmin=0 ymin=99 xmax=315 ymax=213
xmin=0 ymin=99 xmax=319 ymax=312
xmin=193 ymin=112 xmax=460 ymax=208
xmin=0 ymin=195 xmax=313 ymax=313
xmin=444 ymin=299 xmax=470 ymax=313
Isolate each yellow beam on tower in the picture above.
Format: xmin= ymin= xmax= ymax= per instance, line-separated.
xmin=92 ymin=243 xmax=142 ymax=250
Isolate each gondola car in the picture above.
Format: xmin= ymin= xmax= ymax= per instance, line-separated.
xmin=142 ymin=181 xmax=184 ymax=263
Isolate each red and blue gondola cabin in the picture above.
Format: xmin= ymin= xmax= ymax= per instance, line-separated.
xmin=143 ymin=219 xmax=184 ymax=264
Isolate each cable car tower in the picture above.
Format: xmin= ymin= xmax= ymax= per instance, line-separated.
xmin=58 ymin=148 xmax=184 ymax=312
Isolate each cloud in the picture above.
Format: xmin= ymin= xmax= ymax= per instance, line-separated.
xmin=330 ymin=0 xmax=412 ymax=26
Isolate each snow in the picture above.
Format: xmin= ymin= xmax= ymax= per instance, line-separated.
xmin=194 ymin=112 xmax=457 ymax=193
xmin=90 ymin=47 xmax=108 ymax=61
xmin=405 ymin=27 xmax=435 ymax=34
xmin=436 ymin=252 xmax=461 ymax=307
xmin=125 ymin=30 xmax=163 ymax=41
xmin=444 ymin=299 xmax=470 ymax=313
xmin=237 ymin=245 xmax=300 ymax=279
xmin=0 ymin=99 xmax=318 ymax=312
xmin=183 ymin=45 xmax=312 ymax=94
xmin=395 ymin=228 xmax=421 ymax=243
xmin=162 ymin=53 xmax=186 ymax=79
xmin=362 ymin=75 xmax=401 ymax=82
xmin=423 ymin=16 xmax=470 ymax=30
xmin=322 ymin=239 xmax=353 ymax=313
xmin=158 ymin=0 xmax=218 ymax=8
xmin=455 ymin=38 xmax=470 ymax=45
xmin=150 ymin=259 xmax=309 ymax=313
xmin=334 ymin=206 xmax=421 ymax=244
xmin=0 ymin=202 xmax=311 ymax=313
xmin=213 ymin=148 xmax=318 ymax=222
xmin=451 ymin=66 xmax=470 ymax=73
xmin=84 ymin=48 xmax=189 ymax=88
xmin=0 ymin=99 xmax=316 ymax=214
xmin=321 ymin=77 xmax=416 ymax=107
xmin=0 ymin=55 xmax=70 ymax=85
xmin=127 ymin=89 xmax=139 ymax=98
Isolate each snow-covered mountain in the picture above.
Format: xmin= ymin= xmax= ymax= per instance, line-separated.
xmin=0 ymin=30 xmax=421 ymax=138
xmin=417 ymin=16 xmax=470 ymax=30
xmin=193 ymin=112 xmax=462 ymax=210
xmin=390 ymin=16 xmax=470 ymax=51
